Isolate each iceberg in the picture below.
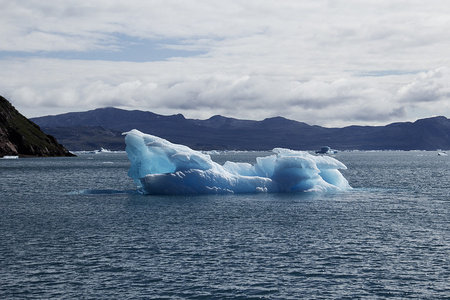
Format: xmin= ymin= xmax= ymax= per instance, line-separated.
xmin=123 ymin=129 xmax=352 ymax=195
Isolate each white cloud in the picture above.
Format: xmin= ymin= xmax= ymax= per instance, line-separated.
xmin=397 ymin=67 xmax=450 ymax=103
xmin=1 ymin=0 xmax=450 ymax=126
xmin=0 ymin=57 xmax=441 ymax=127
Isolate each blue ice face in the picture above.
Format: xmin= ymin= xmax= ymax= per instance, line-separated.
xmin=123 ymin=130 xmax=352 ymax=195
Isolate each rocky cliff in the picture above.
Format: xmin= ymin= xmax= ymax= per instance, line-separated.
xmin=0 ymin=95 xmax=74 ymax=157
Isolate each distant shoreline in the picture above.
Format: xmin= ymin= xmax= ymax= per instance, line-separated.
xmin=31 ymin=107 xmax=450 ymax=152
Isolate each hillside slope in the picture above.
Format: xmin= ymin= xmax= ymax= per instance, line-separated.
xmin=0 ymin=96 xmax=74 ymax=157
xmin=31 ymin=107 xmax=450 ymax=151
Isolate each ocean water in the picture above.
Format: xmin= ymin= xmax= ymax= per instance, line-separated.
xmin=1 ymin=151 xmax=449 ymax=299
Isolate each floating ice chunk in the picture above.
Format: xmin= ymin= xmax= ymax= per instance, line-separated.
xmin=123 ymin=130 xmax=352 ymax=195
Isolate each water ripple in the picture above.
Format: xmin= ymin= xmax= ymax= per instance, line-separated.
xmin=2 ymin=152 xmax=450 ymax=299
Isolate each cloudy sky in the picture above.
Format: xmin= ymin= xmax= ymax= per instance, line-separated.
xmin=1 ymin=0 xmax=450 ymax=127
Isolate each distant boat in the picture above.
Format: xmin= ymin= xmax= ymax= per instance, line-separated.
xmin=316 ymin=146 xmax=338 ymax=155
xmin=438 ymin=152 xmax=447 ymax=156
xmin=1 ymin=156 xmax=19 ymax=159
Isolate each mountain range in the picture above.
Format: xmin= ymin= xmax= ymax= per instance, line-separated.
xmin=30 ymin=107 xmax=450 ymax=151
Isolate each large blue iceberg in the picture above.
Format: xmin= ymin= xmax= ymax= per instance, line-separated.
xmin=124 ymin=130 xmax=351 ymax=195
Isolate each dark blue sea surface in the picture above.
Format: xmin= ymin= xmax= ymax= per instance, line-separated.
xmin=1 ymin=151 xmax=449 ymax=299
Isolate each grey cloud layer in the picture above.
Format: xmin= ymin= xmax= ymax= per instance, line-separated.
xmin=1 ymin=0 xmax=449 ymax=126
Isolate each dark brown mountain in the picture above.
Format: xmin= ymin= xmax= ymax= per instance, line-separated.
xmin=31 ymin=107 xmax=450 ymax=151
xmin=0 ymin=96 xmax=74 ymax=157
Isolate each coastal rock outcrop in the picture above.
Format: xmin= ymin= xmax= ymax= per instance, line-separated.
xmin=0 ymin=95 xmax=74 ymax=157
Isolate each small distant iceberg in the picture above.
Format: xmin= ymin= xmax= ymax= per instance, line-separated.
xmin=91 ymin=147 xmax=112 ymax=154
xmin=1 ymin=155 xmax=19 ymax=159
xmin=74 ymin=148 xmax=123 ymax=155
xmin=315 ymin=146 xmax=338 ymax=155
xmin=123 ymin=130 xmax=351 ymax=195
